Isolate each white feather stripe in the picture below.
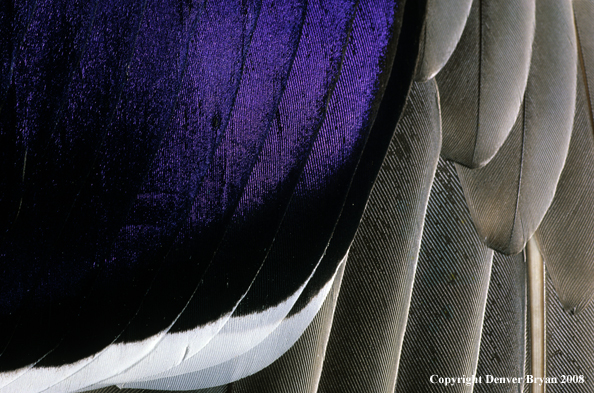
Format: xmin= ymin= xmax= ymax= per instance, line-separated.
xmin=118 ymin=256 xmax=347 ymax=391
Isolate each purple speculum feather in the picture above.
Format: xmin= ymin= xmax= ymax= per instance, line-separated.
xmin=0 ymin=0 xmax=415 ymax=385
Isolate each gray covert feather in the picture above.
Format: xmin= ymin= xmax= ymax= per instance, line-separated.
xmin=455 ymin=0 xmax=577 ymax=255
xmin=436 ymin=0 xmax=535 ymax=168
xmin=416 ymin=0 xmax=473 ymax=81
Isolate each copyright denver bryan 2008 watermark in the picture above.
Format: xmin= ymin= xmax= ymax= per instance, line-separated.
xmin=430 ymin=374 xmax=585 ymax=387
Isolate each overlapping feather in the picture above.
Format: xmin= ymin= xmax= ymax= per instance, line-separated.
xmin=395 ymin=158 xmax=493 ymax=393
xmin=6 ymin=0 xmax=594 ymax=392
xmin=317 ymin=79 xmax=440 ymax=393
xmin=455 ymin=0 xmax=577 ymax=255
xmin=1 ymin=0 xmax=416 ymax=392
xmin=436 ymin=0 xmax=535 ymax=168
xmin=534 ymin=23 xmax=594 ymax=313
xmin=227 ymin=262 xmax=345 ymax=393
xmin=52 ymin=2 xmax=357 ymax=391
xmin=474 ymin=251 xmax=527 ymax=393
xmin=415 ymin=0 xmax=472 ymax=81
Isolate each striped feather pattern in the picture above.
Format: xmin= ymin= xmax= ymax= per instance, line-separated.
xmin=221 ymin=261 xmax=345 ymax=393
xmin=317 ymin=79 xmax=441 ymax=393
xmin=455 ymin=0 xmax=576 ymax=255
xmin=474 ymin=251 xmax=527 ymax=393
xmin=436 ymin=0 xmax=535 ymax=168
xmin=395 ymin=158 xmax=493 ymax=393
xmin=545 ymin=274 xmax=594 ymax=393
xmin=534 ymin=54 xmax=594 ymax=313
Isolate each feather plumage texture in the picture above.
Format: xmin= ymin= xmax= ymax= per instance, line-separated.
xmin=117 ymin=258 xmax=346 ymax=391
xmin=534 ymin=38 xmax=594 ymax=313
xmin=3 ymin=0 xmax=299 ymax=386
xmin=317 ymin=78 xmax=441 ymax=393
xmin=0 ymin=0 xmax=418 ymax=391
xmin=76 ymin=6 xmax=359 ymax=387
xmin=81 ymin=254 xmax=342 ymax=392
xmin=524 ymin=312 xmax=532 ymax=393
xmin=7 ymin=0 xmax=594 ymax=391
xmin=53 ymin=0 xmax=304 ymax=362
xmin=0 ymin=0 xmax=38 ymax=110
xmin=1 ymin=0 xmax=173 ymax=372
xmin=192 ymin=0 xmax=399 ymax=327
xmin=112 ymin=4 xmax=411 ymax=386
xmin=83 ymin=255 xmax=343 ymax=393
xmin=74 ymin=2 xmax=356 ymax=386
xmin=395 ymin=158 xmax=493 ymax=393
xmin=474 ymin=251 xmax=527 ymax=393
xmin=455 ymin=0 xmax=577 ymax=255
xmin=546 ymin=273 xmax=594 ymax=392
xmin=229 ymin=261 xmax=344 ymax=393
xmin=415 ymin=0 xmax=472 ymax=81
xmin=436 ymin=0 xmax=535 ymax=168
xmin=294 ymin=0 xmax=425 ymax=333
xmin=575 ymin=0 xmax=594 ymax=108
